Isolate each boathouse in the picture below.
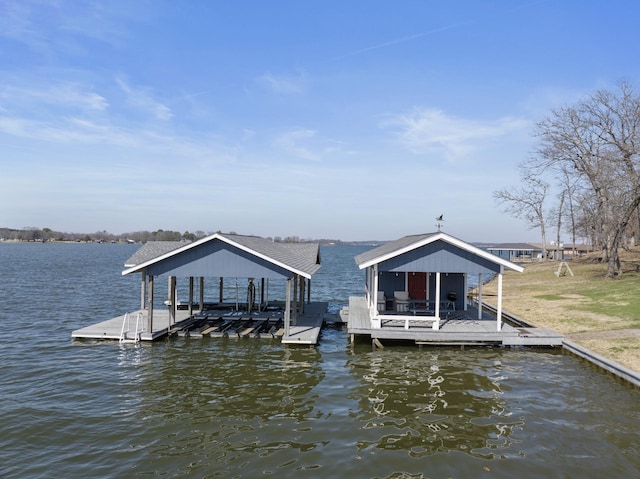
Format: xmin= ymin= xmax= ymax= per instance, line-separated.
xmin=344 ymin=232 xmax=557 ymax=347
xmin=72 ymin=233 xmax=324 ymax=343
xmin=485 ymin=242 xmax=540 ymax=262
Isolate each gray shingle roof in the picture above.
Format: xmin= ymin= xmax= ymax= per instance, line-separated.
xmin=123 ymin=233 xmax=321 ymax=277
xmin=224 ymin=234 xmax=321 ymax=276
xmin=124 ymin=241 xmax=190 ymax=267
xmin=354 ymin=231 xmax=524 ymax=272
xmin=354 ymin=233 xmax=437 ymax=266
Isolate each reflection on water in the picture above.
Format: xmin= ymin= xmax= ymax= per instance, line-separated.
xmin=348 ymin=349 xmax=526 ymax=460
xmin=1 ymin=243 xmax=639 ymax=479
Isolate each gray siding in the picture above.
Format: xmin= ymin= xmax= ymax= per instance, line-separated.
xmin=379 ymin=241 xmax=500 ymax=275
xmin=429 ymin=272 xmax=464 ymax=310
xmin=378 ymin=272 xmax=406 ymax=297
xmin=147 ymin=241 xmax=293 ymax=279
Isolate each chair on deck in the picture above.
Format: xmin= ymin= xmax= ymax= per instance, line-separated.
xmin=394 ymin=291 xmax=410 ymax=312
xmin=377 ymin=291 xmax=386 ymax=312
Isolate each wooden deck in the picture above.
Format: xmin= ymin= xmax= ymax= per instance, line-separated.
xmin=71 ymin=309 xmax=193 ymax=341
xmin=72 ymin=302 xmax=329 ymax=345
xmin=346 ymin=296 xmax=564 ymax=347
xmin=281 ymin=302 xmax=327 ymax=345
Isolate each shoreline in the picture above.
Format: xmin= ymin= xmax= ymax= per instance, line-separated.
xmin=483 ymin=300 xmax=640 ymax=387
xmin=482 ymin=256 xmax=640 ymax=387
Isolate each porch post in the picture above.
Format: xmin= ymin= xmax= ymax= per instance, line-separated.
xmin=372 ymin=265 xmax=379 ymax=310
xmin=219 ymin=277 xmax=224 ymax=305
xmin=496 ymin=267 xmax=504 ymax=331
xmin=284 ymin=278 xmax=291 ymax=337
xmin=434 ymin=272 xmax=441 ymax=329
xmin=477 ymin=273 xmax=483 ymax=320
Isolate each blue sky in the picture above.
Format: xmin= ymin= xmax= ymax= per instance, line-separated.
xmin=1 ymin=0 xmax=639 ymax=242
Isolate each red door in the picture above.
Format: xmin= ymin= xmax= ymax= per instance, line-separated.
xmin=408 ymin=272 xmax=427 ymax=301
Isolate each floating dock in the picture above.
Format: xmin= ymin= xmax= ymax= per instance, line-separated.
xmin=281 ymin=302 xmax=327 ymax=345
xmin=346 ymin=296 xmax=564 ymax=347
xmin=71 ymin=302 xmax=329 ymax=345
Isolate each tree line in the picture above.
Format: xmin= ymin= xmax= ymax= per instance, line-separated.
xmin=494 ymin=80 xmax=640 ymax=277
xmin=0 ymin=227 xmax=340 ymax=245
xmin=0 ymin=227 xmax=206 ymax=243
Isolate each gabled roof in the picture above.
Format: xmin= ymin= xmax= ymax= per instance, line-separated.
xmin=355 ymin=231 xmax=524 ymax=272
xmin=124 ymin=241 xmax=190 ymax=268
xmin=122 ymin=233 xmax=321 ymax=279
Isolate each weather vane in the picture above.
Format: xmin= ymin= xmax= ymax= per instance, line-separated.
xmin=435 ymin=214 xmax=444 ymax=231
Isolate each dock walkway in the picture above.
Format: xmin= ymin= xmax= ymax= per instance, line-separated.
xmin=281 ymin=302 xmax=327 ymax=345
xmin=346 ymin=296 xmax=564 ymax=347
xmin=72 ymin=302 xmax=329 ymax=345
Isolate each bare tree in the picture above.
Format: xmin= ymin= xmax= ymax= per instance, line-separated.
xmin=558 ymin=166 xmax=580 ymax=255
xmin=548 ymin=190 xmax=566 ymax=260
xmin=494 ymin=166 xmax=550 ymax=259
xmin=535 ymin=80 xmax=640 ymax=276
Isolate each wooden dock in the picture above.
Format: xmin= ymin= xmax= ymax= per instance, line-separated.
xmin=281 ymin=302 xmax=327 ymax=345
xmin=71 ymin=309 xmax=193 ymax=341
xmin=346 ymin=296 xmax=564 ymax=347
xmin=72 ymin=302 xmax=329 ymax=345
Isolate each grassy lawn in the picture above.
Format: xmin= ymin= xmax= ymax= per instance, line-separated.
xmin=481 ymin=251 xmax=640 ymax=373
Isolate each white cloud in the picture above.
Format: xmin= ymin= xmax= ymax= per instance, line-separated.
xmin=272 ymin=128 xmax=348 ymax=163
xmin=0 ymin=83 xmax=108 ymax=112
xmin=257 ymin=70 xmax=307 ymax=95
xmin=382 ymin=107 xmax=530 ymax=160
xmin=115 ymin=77 xmax=173 ymax=121
xmin=274 ymin=128 xmax=319 ymax=161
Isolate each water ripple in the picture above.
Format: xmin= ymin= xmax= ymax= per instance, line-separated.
xmin=1 ymin=244 xmax=639 ymax=478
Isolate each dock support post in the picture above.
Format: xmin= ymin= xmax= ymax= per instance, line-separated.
xmin=140 ymin=272 xmax=146 ymax=310
xmin=189 ymin=277 xmax=194 ymax=316
xmin=285 ymin=278 xmax=291 ymax=337
xmin=260 ymin=278 xmax=265 ymax=311
xmin=147 ymin=275 xmax=154 ymax=333
xmin=477 ymin=273 xmax=483 ymax=320
xmin=167 ymin=276 xmax=177 ymax=325
xmin=299 ymin=276 xmax=305 ymax=315
xmin=373 ymin=338 xmax=384 ymax=350
xmin=292 ymin=275 xmax=298 ymax=326
xmin=199 ymin=277 xmax=204 ymax=311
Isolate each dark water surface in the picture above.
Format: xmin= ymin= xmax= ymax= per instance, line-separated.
xmin=0 ymin=243 xmax=638 ymax=478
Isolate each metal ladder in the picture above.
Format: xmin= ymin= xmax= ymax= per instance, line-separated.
xmin=120 ymin=311 xmax=144 ymax=343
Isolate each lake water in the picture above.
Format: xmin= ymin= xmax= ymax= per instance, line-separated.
xmin=0 ymin=243 xmax=638 ymax=478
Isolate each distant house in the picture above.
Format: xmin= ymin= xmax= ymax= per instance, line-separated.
xmin=353 ymin=232 xmax=524 ymax=333
xmin=485 ymin=243 xmax=541 ymax=262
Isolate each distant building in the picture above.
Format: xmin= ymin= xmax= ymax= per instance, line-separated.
xmin=485 ymin=243 xmax=541 ymax=262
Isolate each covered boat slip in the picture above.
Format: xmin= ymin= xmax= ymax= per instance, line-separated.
xmin=348 ymin=232 xmax=559 ymax=345
xmin=72 ymin=233 xmax=325 ymax=344
xmin=71 ymin=302 xmax=328 ymax=343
